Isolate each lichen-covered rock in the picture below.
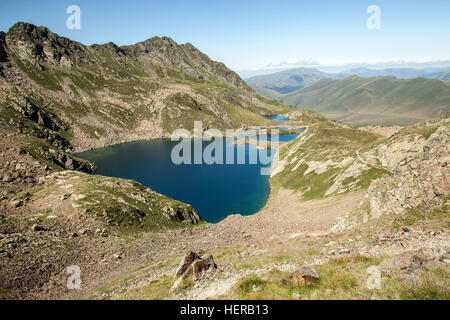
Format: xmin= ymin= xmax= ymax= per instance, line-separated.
xmin=331 ymin=119 xmax=449 ymax=232
xmin=23 ymin=171 xmax=202 ymax=233
xmin=171 ymin=251 xmax=217 ymax=292
xmin=163 ymin=205 xmax=201 ymax=225
xmin=281 ymin=265 xmax=319 ymax=286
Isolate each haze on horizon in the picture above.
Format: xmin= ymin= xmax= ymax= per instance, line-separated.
xmin=1 ymin=0 xmax=449 ymax=74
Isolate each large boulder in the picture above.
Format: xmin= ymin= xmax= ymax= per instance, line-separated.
xmin=171 ymin=251 xmax=217 ymax=292
xmin=282 ymin=265 xmax=319 ymax=286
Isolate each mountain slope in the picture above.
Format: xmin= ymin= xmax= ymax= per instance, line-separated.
xmin=246 ymin=67 xmax=339 ymax=95
xmin=0 ymin=22 xmax=291 ymax=153
xmin=271 ymin=118 xmax=388 ymax=199
xmin=342 ymin=67 xmax=450 ymax=80
xmin=281 ymin=76 xmax=450 ymax=126
xmin=0 ymin=22 xmax=293 ymax=298
xmin=82 ymin=116 xmax=449 ymax=301
xmin=247 ymin=66 xmax=450 ymax=104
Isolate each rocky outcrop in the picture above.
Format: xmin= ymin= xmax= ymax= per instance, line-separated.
xmin=163 ymin=205 xmax=201 ymax=225
xmin=171 ymin=251 xmax=217 ymax=292
xmin=0 ymin=22 xmax=289 ymax=155
xmin=0 ymin=32 xmax=7 ymax=63
xmin=12 ymin=97 xmax=60 ymax=131
xmin=281 ymin=265 xmax=319 ymax=286
xmin=332 ymin=119 xmax=449 ymax=232
xmin=24 ymin=171 xmax=201 ymax=229
xmin=5 ymin=22 xmax=89 ymax=68
xmin=365 ymin=122 xmax=448 ymax=215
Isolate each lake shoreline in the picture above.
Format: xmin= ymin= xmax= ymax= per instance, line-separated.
xmin=74 ymin=116 xmax=305 ymax=224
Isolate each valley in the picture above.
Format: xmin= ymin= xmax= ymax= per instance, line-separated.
xmin=248 ymin=68 xmax=450 ymax=126
xmin=0 ymin=22 xmax=448 ymax=301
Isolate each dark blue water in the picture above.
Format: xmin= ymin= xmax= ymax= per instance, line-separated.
xmin=267 ymin=115 xmax=289 ymax=121
xmin=77 ymin=139 xmax=277 ymax=223
xmin=249 ymin=133 xmax=300 ymax=142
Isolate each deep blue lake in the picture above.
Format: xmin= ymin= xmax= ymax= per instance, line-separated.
xmin=77 ymin=139 xmax=277 ymax=223
xmin=77 ymin=114 xmax=301 ymax=223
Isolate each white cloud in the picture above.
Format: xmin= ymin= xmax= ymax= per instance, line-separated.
xmin=265 ymin=58 xmax=320 ymax=69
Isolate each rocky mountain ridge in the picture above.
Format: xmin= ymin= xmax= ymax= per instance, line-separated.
xmin=0 ymin=22 xmax=448 ymax=300
xmin=0 ymin=22 xmax=292 ymax=298
xmin=332 ymin=118 xmax=449 ymax=232
xmin=0 ymin=22 xmax=290 ymax=154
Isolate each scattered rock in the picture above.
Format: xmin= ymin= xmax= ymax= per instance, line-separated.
xmin=96 ymin=229 xmax=108 ymax=237
xmin=60 ymin=193 xmax=71 ymax=201
xmin=439 ymin=252 xmax=450 ymax=264
xmin=282 ymin=265 xmax=319 ymax=286
xmin=78 ymin=229 xmax=89 ymax=236
xmin=252 ymin=285 xmax=262 ymax=292
xmin=171 ymin=251 xmax=217 ymax=292
xmin=337 ymin=248 xmax=351 ymax=255
xmin=10 ymin=199 xmax=22 ymax=208
xmin=113 ymin=253 xmax=122 ymax=260
xmin=31 ymin=224 xmax=45 ymax=232
xmin=402 ymin=226 xmax=414 ymax=233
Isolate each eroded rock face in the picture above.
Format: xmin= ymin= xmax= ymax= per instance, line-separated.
xmin=5 ymin=22 xmax=89 ymax=68
xmin=12 ymin=98 xmax=60 ymax=131
xmin=171 ymin=251 xmax=217 ymax=292
xmin=0 ymin=32 xmax=7 ymax=63
xmin=163 ymin=206 xmax=201 ymax=225
xmin=332 ymin=120 xmax=449 ymax=232
xmin=366 ymin=124 xmax=449 ymax=217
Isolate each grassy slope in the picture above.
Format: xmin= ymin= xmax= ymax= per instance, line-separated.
xmin=7 ymin=52 xmax=289 ymax=139
xmin=83 ymin=201 xmax=449 ymax=300
xmin=271 ymin=119 xmax=388 ymax=200
xmin=19 ymin=171 xmax=202 ymax=233
xmin=245 ymin=68 xmax=330 ymax=94
xmin=0 ymin=23 xmax=293 ymax=233
xmin=266 ymin=76 xmax=450 ymax=126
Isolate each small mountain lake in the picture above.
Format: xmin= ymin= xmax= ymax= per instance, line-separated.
xmin=76 ymin=118 xmax=300 ymax=223
xmin=267 ymin=115 xmax=289 ymax=121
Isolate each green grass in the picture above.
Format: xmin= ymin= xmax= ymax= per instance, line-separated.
xmin=270 ymin=76 xmax=450 ymax=126
xmin=271 ymin=120 xmax=388 ymax=199
xmin=0 ymin=289 xmax=8 ymax=300
xmin=231 ymin=255 xmax=449 ymax=300
xmin=391 ymin=201 xmax=450 ymax=229
xmin=114 ymin=275 xmax=174 ymax=300
xmin=233 ymin=256 xmax=379 ymax=300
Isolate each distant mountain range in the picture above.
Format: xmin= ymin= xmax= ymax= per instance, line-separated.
xmin=246 ymin=68 xmax=341 ymax=95
xmin=281 ymin=76 xmax=450 ymax=126
xmin=246 ymin=66 xmax=450 ymax=96
xmin=246 ymin=66 xmax=450 ymax=126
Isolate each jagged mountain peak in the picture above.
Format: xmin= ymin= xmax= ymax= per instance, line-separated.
xmin=0 ymin=21 xmax=290 ymax=153
xmin=3 ymin=22 xmax=251 ymax=92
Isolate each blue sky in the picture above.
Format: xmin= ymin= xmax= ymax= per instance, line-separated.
xmin=1 ymin=0 xmax=449 ymax=71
